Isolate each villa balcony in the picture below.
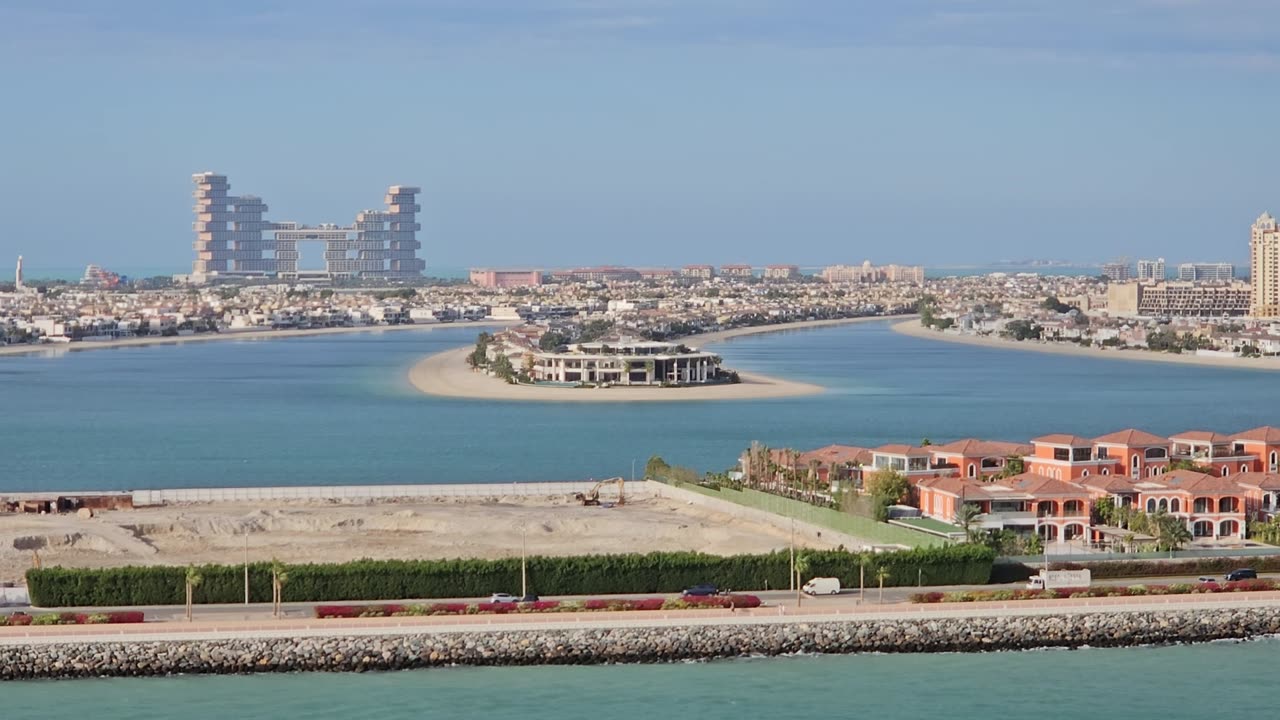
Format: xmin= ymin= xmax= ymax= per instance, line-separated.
xmin=978 ymin=511 xmax=1036 ymax=528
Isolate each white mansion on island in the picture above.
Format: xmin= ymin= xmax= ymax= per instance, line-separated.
xmin=486 ymin=328 xmax=729 ymax=386
xmin=533 ymin=340 xmax=724 ymax=386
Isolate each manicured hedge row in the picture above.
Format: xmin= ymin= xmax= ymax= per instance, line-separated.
xmin=2 ymin=611 xmax=144 ymax=626
xmin=26 ymin=545 xmax=994 ymax=608
xmin=911 ymin=579 xmax=1278 ymax=603
xmin=313 ymin=594 xmax=762 ymax=618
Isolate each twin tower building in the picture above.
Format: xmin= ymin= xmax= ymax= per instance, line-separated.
xmin=191 ymin=172 xmax=425 ymax=282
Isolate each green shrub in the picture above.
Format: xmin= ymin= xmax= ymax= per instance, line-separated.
xmin=26 ymin=545 xmax=995 ymax=607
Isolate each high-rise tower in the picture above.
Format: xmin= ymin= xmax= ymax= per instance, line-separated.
xmin=14 ymin=255 xmax=23 ymax=290
xmin=191 ymin=173 xmax=424 ymax=282
xmin=1251 ymin=212 xmax=1280 ymax=317
xmin=191 ymin=172 xmax=273 ymax=280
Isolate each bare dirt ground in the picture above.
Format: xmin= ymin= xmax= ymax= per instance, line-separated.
xmin=0 ymin=496 xmax=837 ymax=581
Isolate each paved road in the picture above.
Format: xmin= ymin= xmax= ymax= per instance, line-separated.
xmin=8 ymin=571 xmax=1265 ymax=622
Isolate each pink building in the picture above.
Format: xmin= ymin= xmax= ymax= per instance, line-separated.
xmin=469 ymin=269 xmax=542 ymax=288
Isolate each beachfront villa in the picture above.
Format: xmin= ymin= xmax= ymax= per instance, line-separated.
xmin=744 ymin=425 xmax=1280 ymax=545
xmin=530 ymin=340 xmax=726 ymax=386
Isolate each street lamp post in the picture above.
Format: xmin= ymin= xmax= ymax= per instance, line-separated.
xmin=243 ymin=532 xmax=249 ymax=605
xmin=520 ymin=524 xmax=528 ymax=598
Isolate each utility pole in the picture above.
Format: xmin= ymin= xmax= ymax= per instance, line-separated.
xmin=789 ymin=518 xmax=796 ymax=592
xmin=243 ymin=533 xmax=250 ymax=605
xmin=631 ymin=459 xmax=636 ymax=482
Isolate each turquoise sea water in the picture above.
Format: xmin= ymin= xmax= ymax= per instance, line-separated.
xmin=5 ymin=640 xmax=1274 ymax=718
xmin=5 ymin=320 xmax=1280 ymax=491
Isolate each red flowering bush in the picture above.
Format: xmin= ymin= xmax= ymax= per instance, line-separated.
xmin=0 ymin=611 xmax=143 ymax=626
xmin=314 ymin=594 xmax=764 ymax=619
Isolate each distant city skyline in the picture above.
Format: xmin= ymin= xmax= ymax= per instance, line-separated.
xmin=1 ymin=2 xmax=1277 ymax=270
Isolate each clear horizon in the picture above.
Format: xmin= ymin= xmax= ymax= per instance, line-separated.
xmin=1 ymin=1 xmax=1276 ymax=271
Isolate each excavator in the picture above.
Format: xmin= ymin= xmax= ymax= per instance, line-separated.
xmin=574 ymin=477 xmax=625 ymax=506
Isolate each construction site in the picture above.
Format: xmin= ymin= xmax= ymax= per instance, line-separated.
xmin=0 ymin=482 xmax=841 ymax=583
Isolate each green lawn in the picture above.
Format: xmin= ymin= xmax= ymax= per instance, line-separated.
xmin=891 ymin=517 xmax=965 ymax=536
xmin=678 ymin=485 xmax=943 ymax=548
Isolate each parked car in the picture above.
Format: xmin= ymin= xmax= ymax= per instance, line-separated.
xmin=1197 ymin=576 xmax=1218 ymax=583
xmin=520 ymin=594 xmax=540 ymax=603
xmin=489 ymin=593 xmax=519 ymax=603
xmin=1225 ymin=569 xmax=1258 ymax=582
xmin=682 ymin=584 xmax=719 ymax=597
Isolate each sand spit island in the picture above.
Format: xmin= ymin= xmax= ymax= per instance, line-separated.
xmin=408 ymin=316 xmax=902 ymax=402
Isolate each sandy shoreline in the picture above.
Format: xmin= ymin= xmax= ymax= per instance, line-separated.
xmin=891 ymin=320 xmax=1280 ymax=372
xmin=0 ymin=321 xmax=516 ymax=358
xmin=407 ymin=315 xmax=911 ymax=403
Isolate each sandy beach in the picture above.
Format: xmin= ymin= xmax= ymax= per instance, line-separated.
xmin=407 ymin=315 xmax=911 ymax=403
xmin=0 ymin=321 xmax=516 ymax=358
xmin=0 ymin=495 xmax=840 ymax=581
xmin=892 ymin=320 xmax=1280 ymax=372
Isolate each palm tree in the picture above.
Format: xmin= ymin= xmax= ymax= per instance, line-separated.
xmin=184 ymin=565 xmax=203 ymax=622
xmin=271 ymin=558 xmax=289 ymax=619
xmin=794 ymin=553 xmax=812 ymax=606
xmin=954 ymin=503 xmax=984 ymax=543
xmin=1153 ymin=513 xmax=1192 ymax=552
xmin=875 ymin=566 xmax=890 ymax=604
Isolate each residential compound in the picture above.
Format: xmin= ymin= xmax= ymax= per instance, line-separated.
xmin=745 ymin=426 xmax=1280 ymax=545
xmin=820 ymin=261 xmax=925 ymax=285
xmin=468 ymin=269 xmax=542 ymax=288
xmin=190 ymin=172 xmax=425 ymax=283
xmin=1136 ymin=258 xmax=1165 ymax=281
xmin=1106 ymin=280 xmax=1251 ymax=317
xmin=1179 ymin=262 xmax=1235 ymax=282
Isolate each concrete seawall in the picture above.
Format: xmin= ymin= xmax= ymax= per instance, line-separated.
xmin=5 ymin=607 xmax=1280 ymax=679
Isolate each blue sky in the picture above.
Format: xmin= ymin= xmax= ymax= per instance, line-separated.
xmin=1 ymin=0 xmax=1278 ymax=273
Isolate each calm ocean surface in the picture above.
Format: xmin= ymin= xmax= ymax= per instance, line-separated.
xmin=5 ymin=319 xmax=1280 ymax=492
xmin=4 ymin=640 xmax=1273 ymax=718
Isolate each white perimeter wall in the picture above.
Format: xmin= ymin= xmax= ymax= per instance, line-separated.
xmin=132 ymin=480 xmax=653 ymax=506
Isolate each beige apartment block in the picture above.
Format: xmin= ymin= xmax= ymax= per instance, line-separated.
xmin=1252 ymin=212 xmax=1280 ymax=316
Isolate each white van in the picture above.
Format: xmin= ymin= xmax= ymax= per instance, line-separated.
xmin=802 ymin=577 xmax=841 ymax=596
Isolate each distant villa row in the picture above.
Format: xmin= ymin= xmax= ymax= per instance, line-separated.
xmin=741 ymin=427 xmax=1280 ymax=543
xmin=468 ymin=261 xmax=924 ymax=287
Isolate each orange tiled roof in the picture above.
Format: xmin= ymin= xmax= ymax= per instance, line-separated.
xmin=797 ymin=445 xmax=873 ymax=466
xmin=1150 ymin=469 xmax=1242 ymax=494
xmin=996 ymin=473 xmax=1093 ymax=498
xmin=874 ymin=444 xmax=933 ymax=457
xmin=1093 ymin=429 xmax=1169 ymax=447
xmin=1031 ymin=434 xmax=1094 ymax=447
xmin=1235 ymin=472 xmax=1280 ymax=491
xmin=1234 ymin=426 xmax=1280 ymax=444
xmin=930 ymin=439 xmax=1033 ymax=457
xmin=1169 ymin=430 xmax=1233 ymax=443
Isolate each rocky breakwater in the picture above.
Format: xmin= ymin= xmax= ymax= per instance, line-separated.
xmin=6 ymin=607 xmax=1280 ymax=679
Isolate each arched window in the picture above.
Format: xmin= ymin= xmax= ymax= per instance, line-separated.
xmin=1242 ymin=464 xmax=1249 ymax=474
xmin=1222 ymin=466 xmax=1230 ymax=477
xmin=1082 ymin=469 xmax=1089 ymax=477
xmin=1170 ymin=498 xmax=1180 ymax=513
xmin=1271 ymin=451 xmax=1277 ymax=471
xmin=1102 ymin=468 xmax=1110 ymax=475
xmin=967 ymin=464 xmax=976 ymax=478
xmin=1158 ymin=498 xmax=1168 ymax=512
xmin=1146 ymin=498 xmax=1156 ymax=513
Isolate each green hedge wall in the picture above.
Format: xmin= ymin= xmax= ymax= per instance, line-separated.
xmin=25 ymin=545 xmax=995 ymax=607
